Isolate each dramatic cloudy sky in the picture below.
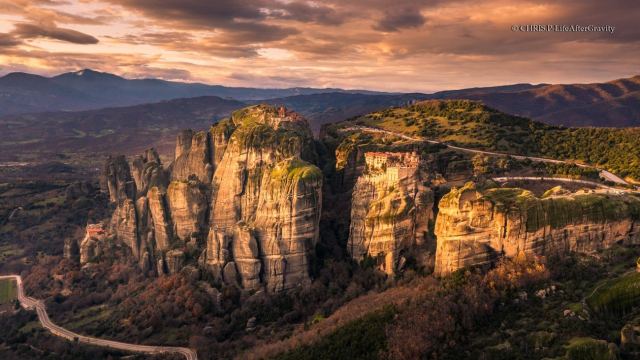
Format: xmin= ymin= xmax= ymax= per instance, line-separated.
xmin=1 ymin=0 xmax=639 ymax=91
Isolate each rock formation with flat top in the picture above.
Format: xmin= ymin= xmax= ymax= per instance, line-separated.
xmin=205 ymin=105 xmax=322 ymax=292
xmin=434 ymin=182 xmax=640 ymax=275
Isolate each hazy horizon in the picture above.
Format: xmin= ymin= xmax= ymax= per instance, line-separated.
xmin=8 ymin=67 xmax=638 ymax=94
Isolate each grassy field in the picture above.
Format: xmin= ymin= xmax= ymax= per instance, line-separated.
xmin=586 ymin=271 xmax=640 ymax=314
xmin=0 ymin=278 xmax=17 ymax=304
xmin=62 ymin=304 xmax=113 ymax=331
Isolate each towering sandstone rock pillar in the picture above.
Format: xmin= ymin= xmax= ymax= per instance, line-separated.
xmin=348 ymin=151 xmax=433 ymax=274
xmin=205 ymin=105 xmax=322 ymax=292
xmin=103 ymin=105 xmax=322 ymax=292
xmin=434 ymin=182 xmax=640 ymax=275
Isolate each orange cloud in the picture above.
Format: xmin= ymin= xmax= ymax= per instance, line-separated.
xmin=0 ymin=0 xmax=638 ymax=92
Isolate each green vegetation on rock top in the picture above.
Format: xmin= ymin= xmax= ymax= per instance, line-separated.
xmin=442 ymin=182 xmax=640 ymax=232
xmin=482 ymin=187 xmax=640 ymax=232
xmin=230 ymin=104 xmax=277 ymax=126
xmin=210 ymin=118 xmax=236 ymax=139
xmin=227 ymin=105 xmax=313 ymax=158
xmin=271 ymin=157 xmax=323 ymax=185
xmin=439 ymin=181 xmax=478 ymax=209
xmin=482 ymin=187 xmax=536 ymax=210
xmin=328 ymin=99 xmax=640 ymax=180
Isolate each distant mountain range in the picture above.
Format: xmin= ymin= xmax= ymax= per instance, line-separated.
xmin=0 ymin=69 xmax=390 ymax=116
xmin=2 ymin=71 xmax=640 ymax=169
xmin=2 ymin=69 xmax=638 ymax=128
xmin=430 ymin=75 xmax=640 ymax=127
xmin=0 ymin=92 xmax=424 ymax=162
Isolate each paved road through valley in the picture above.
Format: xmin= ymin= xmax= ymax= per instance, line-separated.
xmin=0 ymin=275 xmax=198 ymax=360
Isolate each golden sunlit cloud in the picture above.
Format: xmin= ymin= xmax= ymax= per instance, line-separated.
xmin=0 ymin=0 xmax=638 ymax=91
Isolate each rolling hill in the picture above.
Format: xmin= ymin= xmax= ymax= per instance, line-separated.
xmin=325 ymin=99 xmax=640 ymax=181
xmin=432 ymin=75 xmax=640 ymax=127
xmin=0 ymin=96 xmax=244 ymax=163
xmin=259 ymin=92 xmax=428 ymax=132
xmin=0 ymin=92 xmax=430 ymax=163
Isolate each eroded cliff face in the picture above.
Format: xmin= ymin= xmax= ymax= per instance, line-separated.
xmin=103 ymin=104 xmax=323 ymax=292
xmin=434 ymin=182 xmax=640 ymax=275
xmin=131 ymin=149 xmax=166 ymax=197
xmin=104 ymin=155 xmax=135 ymax=202
xmin=172 ymin=130 xmax=213 ymax=184
xmin=204 ymin=105 xmax=322 ymax=292
xmin=167 ymin=180 xmax=207 ymax=241
xmin=348 ymin=151 xmax=434 ymax=274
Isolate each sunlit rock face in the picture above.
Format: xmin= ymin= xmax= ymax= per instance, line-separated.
xmin=131 ymin=148 xmax=166 ymax=197
xmin=104 ymin=155 xmax=135 ymax=202
xmin=172 ymin=130 xmax=213 ymax=184
xmin=146 ymin=186 xmax=172 ymax=251
xmin=103 ymin=105 xmax=323 ymax=292
xmin=348 ymin=151 xmax=433 ymax=274
xmin=167 ymin=180 xmax=207 ymax=241
xmin=79 ymin=224 xmax=107 ymax=265
xmin=434 ymin=182 xmax=640 ymax=275
xmin=205 ymin=105 xmax=322 ymax=292
xmin=110 ymin=198 xmax=139 ymax=258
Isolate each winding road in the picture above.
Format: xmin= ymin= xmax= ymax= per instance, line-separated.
xmin=340 ymin=125 xmax=634 ymax=188
xmin=491 ymin=176 xmax=630 ymax=194
xmin=0 ymin=275 xmax=197 ymax=360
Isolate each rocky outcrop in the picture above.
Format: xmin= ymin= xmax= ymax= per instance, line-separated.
xmin=147 ymin=186 xmax=173 ymax=251
xmin=172 ymin=130 xmax=213 ymax=183
xmin=348 ymin=151 xmax=434 ymax=274
xmin=165 ymin=249 xmax=185 ymax=274
xmin=110 ymin=198 xmax=139 ymax=258
xmin=209 ymin=118 xmax=235 ymax=169
xmin=434 ymin=183 xmax=640 ymax=275
xmin=167 ymin=180 xmax=207 ymax=241
xmin=131 ymin=149 xmax=167 ymax=197
xmin=79 ymin=224 xmax=107 ymax=264
xmin=205 ymin=105 xmax=322 ymax=292
xmin=104 ymin=149 xmax=172 ymax=274
xmin=231 ymin=223 xmax=261 ymax=290
xmin=104 ymin=155 xmax=135 ymax=202
xmin=103 ymin=105 xmax=323 ymax=292
xmin=253 ymin=158 xmax=323 ymax=292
